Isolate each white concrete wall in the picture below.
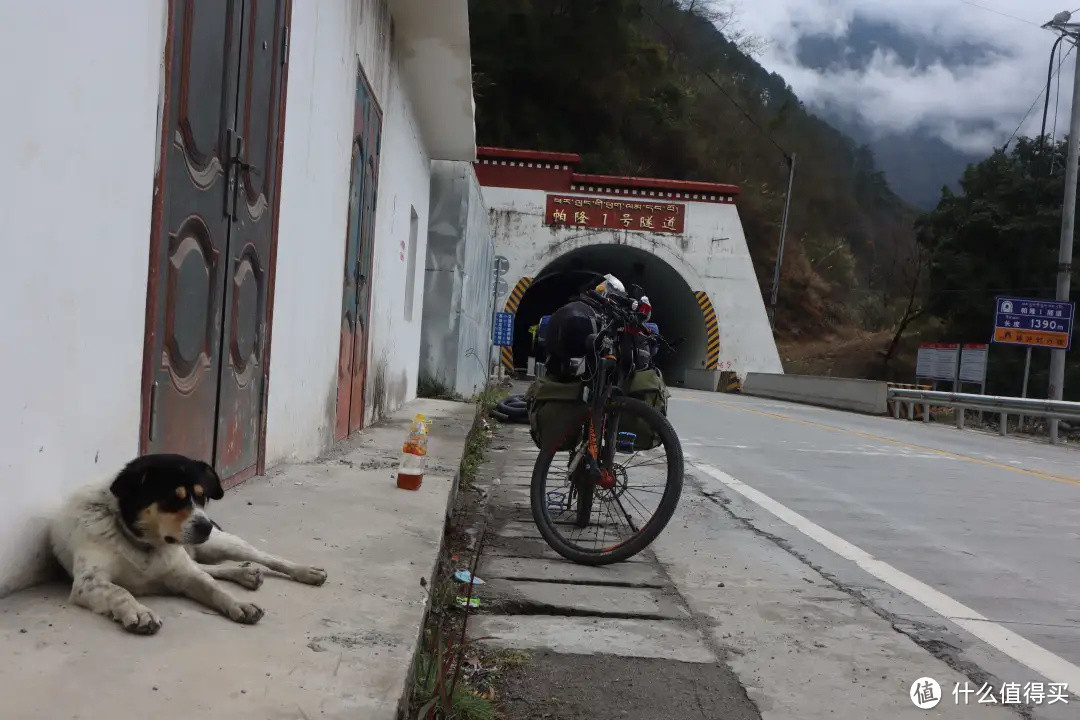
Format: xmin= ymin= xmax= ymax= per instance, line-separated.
xmin=0 ymin=0 xmax=439 ymax=594
xmin=482 ymin=185 xmax=783 ymax=378
xmin=0 ymin=0 xmax=169 ymax=594
xmin=420 ymin=162 xmax=495 ymax=398
xmin=265 ymin=0 xmax=431 ymax=461
xmin=743 ymin=373 xmax=889 ymax=415
xmin=456 ymin=169 xmax=497 ymax=395
xmin=363 ymin=57 xmax=432 ymax=422
xmin=263 ymin=0 xmax=358 ymax=463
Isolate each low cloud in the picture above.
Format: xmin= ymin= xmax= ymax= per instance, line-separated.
xmin=733 ymin=0 xmax=1073 ymax=153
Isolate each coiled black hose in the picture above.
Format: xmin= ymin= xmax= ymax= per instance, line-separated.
xmin=494 ymin=394 xmax=529 ymax=423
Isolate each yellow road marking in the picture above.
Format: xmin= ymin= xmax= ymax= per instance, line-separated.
xmin=680 ymin=395 xmax=1080 ymax=489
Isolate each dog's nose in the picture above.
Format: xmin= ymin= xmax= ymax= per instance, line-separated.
xmin=192 ymin=515 xmax=214 ymax=541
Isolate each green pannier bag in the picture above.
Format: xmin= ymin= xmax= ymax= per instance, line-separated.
xmin=526 ymin=376 xmax=587 ymax=451
xmin=620 ymin=368 xmax=670 ymax=450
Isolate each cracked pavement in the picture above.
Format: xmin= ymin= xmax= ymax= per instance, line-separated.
xmin=466 ymin=387 xmax=1078 ymax=718
xmin=666 ymin=389 xmax=1078 ymax=719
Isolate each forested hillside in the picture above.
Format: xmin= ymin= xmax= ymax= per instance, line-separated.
xmin=916 ymin=138 xmax=1080 ymax=399
xmin=469 ymin=0 xmax=919 ymax=341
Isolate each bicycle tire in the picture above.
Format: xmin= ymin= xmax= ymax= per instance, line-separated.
xmin=530 ymin=395 xmax=683 ymax=565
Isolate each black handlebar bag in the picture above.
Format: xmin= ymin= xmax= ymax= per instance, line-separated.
xmin=543 ymin=300 xmax=600 ymax=381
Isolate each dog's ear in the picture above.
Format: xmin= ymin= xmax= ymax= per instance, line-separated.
xmin=110 ymin=465 xmax=145 ymax=502
xmin=198 ymin=462 xmax=224 ymax=500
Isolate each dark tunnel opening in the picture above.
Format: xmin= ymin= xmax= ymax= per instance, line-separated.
xmin=512 ymin=245 xmax=707 ymax=383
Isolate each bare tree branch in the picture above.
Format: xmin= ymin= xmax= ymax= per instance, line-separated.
xmin=665 ymin=0 xmax=766 ymax=56
xmin=881 ymin=244 xmax=928 ymax=373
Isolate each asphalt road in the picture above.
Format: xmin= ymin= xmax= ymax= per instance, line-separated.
xmin=665 ymin=389 xmax=1080 ymax=716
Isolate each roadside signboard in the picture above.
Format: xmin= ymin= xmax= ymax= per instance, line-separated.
xmin=992 ymin=296 xmax=1074 ymax=350
xmin=958 ymin=343 xmax=988 ymax=384
xmin=493 ymin=311 xmax=514 ymax=347
xmin=916 ymin=343 xmax=959 ymax=382
xmin=915 ymin=345 xmax=934 ymax=378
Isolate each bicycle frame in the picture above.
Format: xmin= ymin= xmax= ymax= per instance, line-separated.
xmin=565 ymin=292 xmax=654 ymax=513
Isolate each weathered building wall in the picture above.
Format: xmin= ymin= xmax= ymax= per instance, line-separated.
xmin=0 ymin=0 xmax=170 ymax=594
xmin=420 ymin=162 xmax=495 ymax=398
xmin=361 ymin=60 xmax=434 ymax=422
xmin=267 ymin=0 xmax=433 ymax=458
xmin=0 ymin=0 xmax=475 ymax=595
xmin=267 ymin=0 xmax=476 ymax=457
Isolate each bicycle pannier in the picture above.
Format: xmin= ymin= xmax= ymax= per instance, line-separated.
xmin=526 ymin=376 xmax=587 ymax=451
xmin=621 ymin=368 xmax=670 ymax=450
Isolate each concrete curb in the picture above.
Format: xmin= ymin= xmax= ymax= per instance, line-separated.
xmin=393 ymin=403 xmax=479 ymax=719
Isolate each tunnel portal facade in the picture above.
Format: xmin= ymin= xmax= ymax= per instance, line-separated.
xmin=474 ymin=147 xmax=782 ymax=389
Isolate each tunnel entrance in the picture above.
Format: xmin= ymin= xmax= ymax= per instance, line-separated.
xmin=511 ymin=245 xmax=708 ymax=383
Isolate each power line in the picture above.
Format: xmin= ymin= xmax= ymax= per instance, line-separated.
xmin=640 ymin=4 xmax=791 ymax=161
xmin=1050 ymin=39 xmax=1066 ymax=171
xmin=955 ymin=0 xmax=1042 ymax=27
xmin=1003 ymin=44 xmax=1074 ymax=150
xmin=1040 ymin=34 xmax=1068 ymax=150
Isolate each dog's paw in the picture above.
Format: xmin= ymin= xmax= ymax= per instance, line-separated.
xmin=227 ymin=602 xmax=264 ymax=625
xmin=120 ymin=606 xmax=162 ymax=635
xmin=291 ymin=566 xmax=328 ymax=586
xmin=236 ymin=566 xmax=264 ymax=591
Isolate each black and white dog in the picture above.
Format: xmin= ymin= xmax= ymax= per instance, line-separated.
xmin=50 ymin=453 xmax=327 ymax=635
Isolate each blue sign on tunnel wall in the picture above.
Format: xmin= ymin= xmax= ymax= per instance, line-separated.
xmin=493 ymin=312 xmax=514 ymax=347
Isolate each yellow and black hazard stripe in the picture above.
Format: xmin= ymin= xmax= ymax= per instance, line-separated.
xmin=501 ymin=276 xmax=534 ymax=371
xmin=695 ymin=291 xmax=720 ymax=370
xmin=886 ymin=382 xmax=932 ymax=415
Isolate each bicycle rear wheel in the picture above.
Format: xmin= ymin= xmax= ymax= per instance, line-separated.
xmin=530 ymin=395 xmax=683 ymax=565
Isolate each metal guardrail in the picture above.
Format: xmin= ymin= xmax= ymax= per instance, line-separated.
xmin=886 ymin=382 xmax=931 ymax=416
xmin=888 ymin=388 xmax=1080 ymax=442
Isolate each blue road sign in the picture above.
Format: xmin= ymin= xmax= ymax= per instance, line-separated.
xmin=493 ymin=312 xmax=515 ymax=347
xmin=992 ymin=296 xmax=1074 ymax=350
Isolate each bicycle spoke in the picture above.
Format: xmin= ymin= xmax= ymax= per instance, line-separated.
xmin=533 ymin=396 xmax=683 ymax=563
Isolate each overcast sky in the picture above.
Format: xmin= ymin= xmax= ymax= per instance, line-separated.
xmin=733 ymin=0 xmax=1079 ymax=154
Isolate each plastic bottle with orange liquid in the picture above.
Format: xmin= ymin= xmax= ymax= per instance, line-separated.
xmin=397 ymin=414 xmax=429 ymax=490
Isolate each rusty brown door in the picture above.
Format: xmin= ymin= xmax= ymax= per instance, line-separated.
xmin=335 ymin=67 xmax=383 ymax=440
xmin=214 ymin=0 xmax=287 ymax=479
xmin=144 ymin=0 xmax=288 ymax=483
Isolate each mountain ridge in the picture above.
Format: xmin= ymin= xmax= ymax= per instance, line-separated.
xmin=469 ymin=0 xmax=919 ymax=338
xmin=791 ymin=14 xmax=987 ymax=208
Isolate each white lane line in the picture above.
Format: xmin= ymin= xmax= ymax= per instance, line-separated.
xmin=693 ymin=461 xmax=1080 ymax=692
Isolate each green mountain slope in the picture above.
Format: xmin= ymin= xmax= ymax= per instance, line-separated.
xmin=469 ymin=0 xmax=918 ymax=337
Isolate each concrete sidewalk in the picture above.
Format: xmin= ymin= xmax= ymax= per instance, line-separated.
xmin=0 ymin=398 xmax=475 ymax=720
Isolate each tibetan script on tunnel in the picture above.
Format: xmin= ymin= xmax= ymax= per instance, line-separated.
xmin=544 ymin=195 xmax=686 ymax=234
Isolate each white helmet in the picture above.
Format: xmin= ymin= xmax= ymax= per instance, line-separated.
xmin=595 ymin=273 xmax=625 ymax=296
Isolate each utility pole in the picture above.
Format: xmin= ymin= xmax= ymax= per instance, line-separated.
xmin=1046 ymin=18 xmax=1080 ymax=443
xmin=768 ymin=153 xmax=796 ymax=328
